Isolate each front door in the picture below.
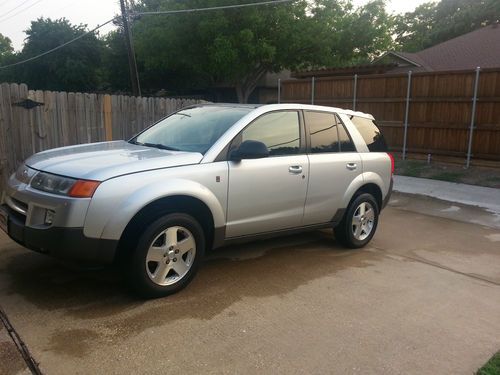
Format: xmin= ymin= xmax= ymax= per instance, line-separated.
xmin=225 ymin=110 xmax=308 ymax=238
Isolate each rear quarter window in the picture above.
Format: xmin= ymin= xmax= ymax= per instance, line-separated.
xmin=351 ymin=116 xmax=388 ymax=152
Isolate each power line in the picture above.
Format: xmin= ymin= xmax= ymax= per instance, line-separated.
xmin=134 ymin=0 xmax=294 ymax=16
xmin=0 ymin=0 xmax=34 ymax=18
xmin=120 ymin=0 xmax=141 ymax=96
xmin=0 ymin=0 xmax=43 ymax=23
xmin=0 ymin=0 xmax=294 ymax=70
xmin=0 ymin=17 xmax=117 ymax=70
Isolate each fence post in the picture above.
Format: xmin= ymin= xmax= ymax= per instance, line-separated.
xmin=465 ymin=67 xmax=481 ymax=169
xmin=277 ymin=78 xmax=281 ymax=104
xmin=402 ymin=70 xmax=412 ymax=160
xmin=353 ymin=74 xmax=358 ymax=111
xmin=311 ymin=76 xmax=315 ymax=104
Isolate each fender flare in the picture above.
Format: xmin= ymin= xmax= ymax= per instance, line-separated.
xmin=341 ymin=172 xmax=386 ymax=208
xmin=86 ymin=178 xmax=225 ymax=240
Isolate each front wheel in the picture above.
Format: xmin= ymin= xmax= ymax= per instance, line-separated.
xmin=125 ymin=213 xmax=205 ymax=298
xmin=334 ymin=193 xmax=379 ymax=249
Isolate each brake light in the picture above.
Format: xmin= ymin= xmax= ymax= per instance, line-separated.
xmin=68 ymin=180 xmax=100 ymax=198
xmin=387 ymin=153 xmax=395 ymax=175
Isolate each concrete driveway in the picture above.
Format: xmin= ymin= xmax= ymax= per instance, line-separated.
xmin=0 ymin=193 xmax=499 ymax=374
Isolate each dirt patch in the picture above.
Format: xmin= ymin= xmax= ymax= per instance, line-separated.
xmin=395 ymin=159 xmax=500 ymax=188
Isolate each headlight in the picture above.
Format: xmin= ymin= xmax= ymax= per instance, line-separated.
xmin=30 ymin=172 xmax=100 ymax=198
xmin=31 ymin=172 xmax=76 ymax=195
xmin=15 ymin=164 xmax=36 ymax=184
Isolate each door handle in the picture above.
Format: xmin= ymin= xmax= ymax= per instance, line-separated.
xmin=288 ymin=165 xmax=303 ymax=174
xmin=346 ymin=163 xmax=357 ymax=170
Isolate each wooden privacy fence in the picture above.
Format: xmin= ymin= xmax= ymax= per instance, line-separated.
xmin=281 ymin=68 xmax=500 ymax=164
xmin=0 ymin=83 xmax=205 ymax=182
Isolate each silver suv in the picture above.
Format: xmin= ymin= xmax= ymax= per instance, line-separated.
xmin=1 ymin=104 xmax=393 ymax=297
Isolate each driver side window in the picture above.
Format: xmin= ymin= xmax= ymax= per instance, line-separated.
xmin=241 ymin=111 xmax=300 ymax=156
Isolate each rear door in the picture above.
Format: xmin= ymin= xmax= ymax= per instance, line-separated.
xmin=302 ymin=111 xmax=362 ymax=225
xmin=225 ymin=110 xmax=309 ymax=238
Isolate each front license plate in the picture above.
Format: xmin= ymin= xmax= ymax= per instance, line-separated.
xmin=0 ymin=206 xmax=8 ymax=234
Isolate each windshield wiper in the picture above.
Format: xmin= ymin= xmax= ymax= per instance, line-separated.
xmin=130 ymin=140 xmax=180 ymax=151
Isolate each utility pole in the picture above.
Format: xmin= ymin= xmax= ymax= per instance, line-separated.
xmin=120 ymin=0 xmax=141 ymax=96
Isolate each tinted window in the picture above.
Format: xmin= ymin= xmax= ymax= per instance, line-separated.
xmin=351 ymin=116 xmax=388 ymax=152
xmin=133 ymin=106 xmax=252 ymax=154
xmin=337 ymin=116 xmax=356 ymax=152
xmin=306 ymin=111 xmax=339 ymax=153
xmin=241 ymin=111 xmax=300 ymax=156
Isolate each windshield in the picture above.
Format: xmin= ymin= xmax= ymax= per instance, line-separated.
xmin=131 ymin=106 xmax=252 ymax=154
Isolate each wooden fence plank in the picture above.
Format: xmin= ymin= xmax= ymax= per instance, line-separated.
xmin=103 ymin=95 xmax=113 ymax=141
xmin=283 ymin=68 xmax=500 ymax=160
xmin=0 ymin=83 xmax=15 ymax=182
xmin=0 ymin=83 xmax=204 ymax=183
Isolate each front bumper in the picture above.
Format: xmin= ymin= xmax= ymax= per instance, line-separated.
xmin=1 ymin=203 xmax=118 ymax=264
xmin=1 ymin=171 xmax=117 ymax=265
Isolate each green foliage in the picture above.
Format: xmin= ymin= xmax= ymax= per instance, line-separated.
xmin=477 ymin=351 xmax=500 ymax=375
xmin=0 ymin=33 xmax=13 ymax=59
xmin=100 ymin=28 xmax=132 ymax=92
xmin=312 ymin=0 xmax=395 ymax=66
xmin=395 ymin=0 xmax=500 ymax=52
xmin=124 ymin=0 xmax=395 ymax=102
xmin=15 ymin=18 xmax=104 ymax=92
xmin=129 ymin=0 xmax=322 ymax=102
xmin=0 ymin=1 xmax=395 ymax=100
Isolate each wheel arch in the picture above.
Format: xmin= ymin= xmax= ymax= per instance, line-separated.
xmin=351 ymin=183 xmax=383 ymax=211
xmin=115 ymin=195 xmax=217 ymax=263
xmin=343 ymin=173 xmax=384 ymax=212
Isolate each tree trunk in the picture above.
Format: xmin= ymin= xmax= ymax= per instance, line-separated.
xmin=235 ymin=67 xmax=268 ymax=104
xmin=235 ymin=85 xmax=253 ymax=104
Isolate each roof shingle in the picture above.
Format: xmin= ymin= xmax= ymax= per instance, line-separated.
xmin=392 ymin=24 xmax=500 ymax=72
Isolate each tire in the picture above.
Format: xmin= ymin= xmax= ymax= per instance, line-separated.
xmin=334 ymin=193 xmax=379 ymax=249
xmin=125 ymin=213 xmax=205 ymax=298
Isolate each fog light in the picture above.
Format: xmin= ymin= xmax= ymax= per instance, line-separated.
xmin=45 ymin=209 xmax=55 ymax=225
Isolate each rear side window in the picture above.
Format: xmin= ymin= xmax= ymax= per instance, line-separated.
xmin=337 ymin=119 xmax=356 ymax=152
xmin=305 ymin=111 xmax=356 ymax=153
xmin=351 ymin=116 xmax=388 ymax=152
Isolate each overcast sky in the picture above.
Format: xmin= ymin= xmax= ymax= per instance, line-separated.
xmin=0 ymin=0 xmax=431 ymax=51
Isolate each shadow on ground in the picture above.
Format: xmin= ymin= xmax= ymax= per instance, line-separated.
xmin=0 ymin=230 xmax=381 ymax=357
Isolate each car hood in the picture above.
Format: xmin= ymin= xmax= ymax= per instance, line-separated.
xmin=25 ymin=141 xmax=203 ymax=181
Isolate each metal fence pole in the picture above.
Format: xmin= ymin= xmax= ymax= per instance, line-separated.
xmin=277 ymin=78 xmax=281 ymax=104
xmin=353 ymin=74 xmax=358 ymax=111
xmin=402 ymin=70 xmax=412 ymax=160
xmin=466 ymin=67 xmax=481 ymax=169
xmin=311 ymin=76 xmax=315 ymax=104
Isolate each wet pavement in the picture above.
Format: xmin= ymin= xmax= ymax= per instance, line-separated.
xmin=0 ymin=193 xmax=499 ymax=374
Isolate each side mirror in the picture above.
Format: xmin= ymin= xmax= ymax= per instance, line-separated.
xmin=230 ymin=140 xmax=269 ymax=161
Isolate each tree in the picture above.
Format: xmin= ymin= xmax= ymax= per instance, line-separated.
xmin=17 ymin=18 xmax=104 ymax=92
xmin=128 ymin=0 xmax=395 ymax=103
xmin=100 ymin=29 xmax=133 ymax=92
xmin=312 ymin=0 xmax=395 ymax=66
xmin=0 ymin=33 xmax=17 ymax=83
xmin=0 ymin=34 xmax=13 ymax=60
xmin=130 ymin=0 xmax=324 ymax=102
xmin=395 ymin=0 xmax=500 ymax=52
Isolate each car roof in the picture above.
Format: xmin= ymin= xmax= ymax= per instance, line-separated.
xmin=189 ymin=103 xmax=374 ymax=119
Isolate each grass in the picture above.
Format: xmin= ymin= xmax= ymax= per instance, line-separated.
xmin=394 ymin=159 xmax=500 ymax=188
xmin=477 ymin=352 xmax=500 ymax=375
xmin=428 ymin=171 xmax=463 ymax=183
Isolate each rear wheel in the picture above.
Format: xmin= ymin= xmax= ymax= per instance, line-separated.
xmin=125 ymin=213 xmax=205 ymax=298
xmin=334 ymin=193 xmax=379 ymax=248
